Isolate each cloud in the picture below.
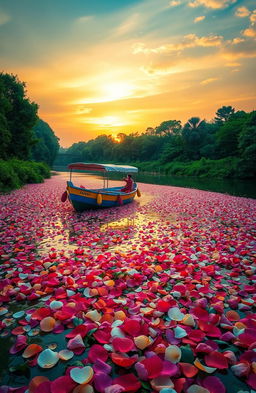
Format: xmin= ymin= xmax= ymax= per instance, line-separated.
xmin=242 ymin=26 xmax=256 ymax=38
xmin=223 ymin=38 xmax=256 ymax=59
xmin=250 ymin=10 xmax=256 ymax=23
xmin=225 ymin=62 xmax=241 ymax=67
xmin=0 ymin=10 xmax=10 ymax=25
xmin=235 ymin=7 xmax=250 ymax=18
xmin=194 ymin=16 xmax=205 ymax=23
xmin=200 ymin=77 xmax=219 ymax=85
xmin=133 ymin=33 xmax=223 ymax=55
xmin=232 ymin=37 xmax=245 ymax=44
xmin=168 ymin=0 xmax=181 ymax=6
xmin=188 ymin=0 xmax=236 ymax=9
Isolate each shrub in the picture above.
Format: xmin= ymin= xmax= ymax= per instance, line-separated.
xmin=0 ymin=160 xmax=21 ymax=191
xmin=0 ymin=160 xmax=51 ymax=192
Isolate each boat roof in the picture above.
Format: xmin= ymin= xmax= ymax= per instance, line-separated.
xmin=67 ymin=162 xmax=138 ymax=173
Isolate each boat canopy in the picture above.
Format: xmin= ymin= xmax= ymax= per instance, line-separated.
xmin=68 ymin=163 xmax=138 ymax=173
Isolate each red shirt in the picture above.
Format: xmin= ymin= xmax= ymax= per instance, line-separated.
xmin=121 ymin=177 xmax=133 ymax=192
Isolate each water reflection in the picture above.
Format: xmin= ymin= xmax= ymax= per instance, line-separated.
xmin=136 ymin=172 xmax=256 ymax=199
xmin=54 ymin=168 xmax=256 ymax=199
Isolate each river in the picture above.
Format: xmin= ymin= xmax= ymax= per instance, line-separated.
xmin=0 ymin=173 xmax=255 ymax=392
xmin=53 ymin=167 xmax=256 ymax=199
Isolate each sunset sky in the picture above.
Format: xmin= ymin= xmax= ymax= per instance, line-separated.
xmin=1 ymin=0 xmax=255 ymax=147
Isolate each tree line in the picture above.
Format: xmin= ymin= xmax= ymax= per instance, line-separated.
xmin=0 ymin=72 xmax=60 ymax=166
xmin=56 ymin=107 xmax=256 ymax=179
xmin=0 ymin=72 xmax=60 ymax=191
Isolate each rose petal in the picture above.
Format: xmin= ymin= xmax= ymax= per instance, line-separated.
xmin=112 ymin=337 xmax=134 ymax=353
xmin=165 ymin=345 xmax=181 ymax=364
xmin=37 ymin=349 xmax=59 ymax=368
xmin=70 ymin=366 xmax=94 ymax=384
xmin=202 ymin=376 xmax=226 ymax=393
xmin=22 ymin=344 xmax=43 ymax=358
xmin=204 ymin=351 xmax=229 ymax=369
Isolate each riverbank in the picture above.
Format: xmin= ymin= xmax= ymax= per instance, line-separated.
xmin=131 ymin=157 xmax=256 ymax=180
xmin=0 ymin=173 xmax=255 ymax=392
xmin=0 ymin=159 xmax=51 ymax=193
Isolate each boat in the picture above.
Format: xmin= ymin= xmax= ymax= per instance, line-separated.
xmin=61 ymin=162 xmax=141 ymax=211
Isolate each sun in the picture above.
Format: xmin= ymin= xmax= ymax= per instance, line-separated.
xmin=102 ymin=82 xmax=133 ymax=101
xmin=112 ymin=134 xmax=122 ymax=143
xmin=96 ymin=116 xmax=126 ymax=128
xmin=73 ymin=81 xmax=135 ymax=104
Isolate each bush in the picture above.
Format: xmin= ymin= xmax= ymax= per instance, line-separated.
xmin=0 ymin=160 xmax=21 ymax=191
xmin=0 ymin=159 xmax=51 ymax=192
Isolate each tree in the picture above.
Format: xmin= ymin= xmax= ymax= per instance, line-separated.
xmin=214 ymin=106 xmax=235 ymax=124
xmin=182 ymin=117 xmax=206 ymax=160
xmin=160 ymin=134 xmax=184 ymax=163
xmin=238 ymin=111 xmax=256 ymax=177
xmin=155 ymin=120 xmax=182 ymax=136
xmin=0 ymin=73 xmax=38 ymax=160
xmin=145 ymin=127 xmax=155 ymax=135
xmin=0 ymin=112 xmax=11 ymax=160
xmin=215 ymin=112 xmax=248 ymax=158
xmin=31 ymin=119 xmax=60 ymax=166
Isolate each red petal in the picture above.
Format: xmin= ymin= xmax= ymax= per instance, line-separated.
xmin=122 ymin=319 xmax=141 ymax=336
xmin=205 ymin=351 xmax=229 ymax=369
xmin=112 ymin=337 xmax=134 ymax=353
xmin=247 ymin=373 xmax=256 ymax=389
xmin=51 ymin=376 xmax=77 ymax=393
xmin=111 ymin=353 xmax=138 ymax=367
xmin=88 ymin=344 xmax=108 ymax=362
xmin=34 ymin=381 xmax=51 ymax=393
xmin=179 ymin=362 xmax=198 ymax=377
xmin=113 ymin=374 xmax=141 ymax=392
xmin=66 ymin=325 xmax=89 ymax=338
xmin=202 ymin=376 xmax=226 ymax=393
xmin=188 ymin=330 xmax=206 ymax=342
xmin=93 ymin=329 xmax=111 ymax=344
xmin=141 ymin=355 xmax=163 ymax=379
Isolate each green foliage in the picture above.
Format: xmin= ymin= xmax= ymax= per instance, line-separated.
xmin=160 ymin=157 xmax=240 ymax=178
xmin=237 ymin=111 xmax=256 ymax=178
xmin=216 ymin=112 xmax=248 ymax=158
xmin=214 ymin=106 xmax=235 ymax=124
xmin=0 ymin=72 xmax=59 ymax=190
xmin=0 ymin=72 xmax=38 ymax=160
xmin=0 ymin=160 xmax=21 ymax=191
xmin=155 ymin=120 xmax=181 ymax=136
xmin=53 ymin=106 xmax=255 ymax=180
xmin=0 ymin=160 xmax=50 ymax=192
xmin=31 ymin=119 xmax=60 ymax=166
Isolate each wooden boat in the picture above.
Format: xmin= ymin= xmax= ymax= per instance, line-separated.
xmin=62 ymin=162 xmax=140 ymax=211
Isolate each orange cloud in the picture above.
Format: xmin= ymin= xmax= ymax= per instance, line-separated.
xmin=168 ymin=0 xmax=181 ymax=6
xmin=242 ymin=26 xmax=256 ymax=38
xmin=250 ymin=10 xmax=256 ymax=23
xmin=200 ymin=77 xmax=219 ymax=85
xmin=235 ymin=7 xmax=250 ymax=18
xmin=188 ymin=0 xmax=237 ymax=9
xmin=133 ymin=33 xmax=223 ymax=55
xmin=194 ymin=16 xmax=205 ymax=23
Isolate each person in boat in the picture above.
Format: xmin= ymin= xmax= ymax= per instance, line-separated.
xmin=121 ymin=174 xmax=134 ymax=192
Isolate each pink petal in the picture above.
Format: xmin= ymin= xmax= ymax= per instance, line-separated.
xmin=88 ymin=344 xmax=108 ymax=362
xmin=113 ymin=374 xmax=141 ymax=392
xmin=93 ymin=373 xmax=112 ymax=393
xmin=202 ymin=376 xmax=226 ymax=393
xmin=51 ymin=376 xmax=77 ymax=393
xmin=112 ymin=337 xmax=134 ymax=353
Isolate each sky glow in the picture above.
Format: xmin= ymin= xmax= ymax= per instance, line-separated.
xmin=0 ymin=0 xmax=255 ymax=146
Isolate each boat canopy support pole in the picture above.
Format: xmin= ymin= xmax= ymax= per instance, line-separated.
xmin=70 ymin=169 xmax=72 ymax=182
